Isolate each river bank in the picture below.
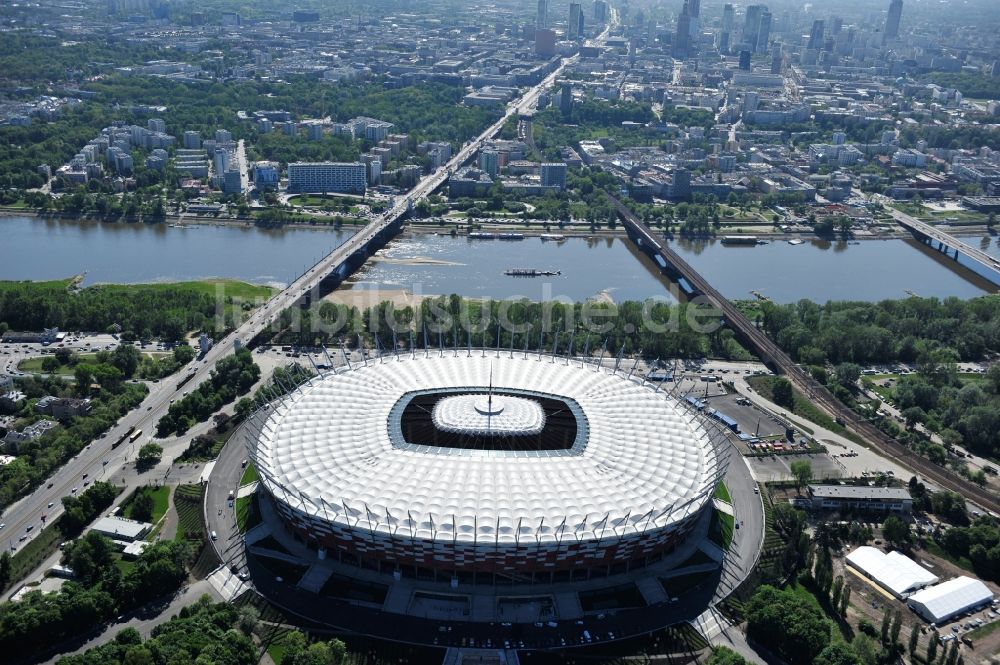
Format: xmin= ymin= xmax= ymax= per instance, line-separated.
xmin=7 ymin=205 xmax=997 ymax=242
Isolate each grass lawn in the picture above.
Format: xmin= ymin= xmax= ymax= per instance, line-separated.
xmin=286 ymin=194 xmax=363 ymax=208
xmin=267 ymin=642 xmax=288 ymax=665
xmin=19 ymin=351 xmax=173 ymax=376
xmin=7 ymin=523 xmax=63 ymax=587
xmin=966 ymin=618 xmax=1000 ymax=641
xmin=236 ymin=493 xmax=262 ymax=534
xmin=173 ymin=484 xmax=206 ymax=542
xmin=122 ymin=485 xmax=172 ymax=523
xmin=714 ymin=482 xmax=732 ymax=503
xmin=114 ymin=556 xmax=137 ymax=575
xmin=710 ymin=509 xmax=735 ymax=550
xmin=240 ymin=464 xmax=258 ymax=486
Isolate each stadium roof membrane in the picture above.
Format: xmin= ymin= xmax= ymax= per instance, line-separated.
xmin=251 ymin=353 xmax=722 ymax=545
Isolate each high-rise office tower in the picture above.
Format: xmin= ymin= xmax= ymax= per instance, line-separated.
xmin=569 ymin=2 xmax=583 ymax=39
xmin=808 ymin=20 xmax=825 ymax=50
xmin=755 ymin=10 xmax=771 ymax=53
xmin=738 ymin=50 xmax=752 ymax=71
xmin=884 ymin=0 xmax=903 ymax=43
xmin=719 ymin=3 xmax=734 ymax=54
xmin=594 ymin=0 xmax=608 ymax=23
xmin=674 ymin=1 xmax=692 ymax=58
xmin=830 ymin=16 xmax=843 ymax=35
xmin=770 ymin=43 xmax=782 ymax=74
xmin=559 ymin=84 xmax=573 ymax=116
xmin=687 ymin=0 xmax=700 ymax=37
xmin=536 ymin=0 xmax=547 ymax=29
xmin=743 ymin=5 xmax=765 ymax=52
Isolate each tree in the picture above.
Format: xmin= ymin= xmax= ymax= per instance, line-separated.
xmin=814 ymin=642 xmax=861 ymax=665
xmin=130 ymin=489 xmax=155 ymax=522
xmin=908 ymin=623 xmax=920 ymax=656
xmin=772 ymin=377 xmax=794 ymax=408
xmin=883 ymin=515 xmax=910 ymax=549
xmin=831 ymin=575 xmax=844 ymax=611
xmin=110 ymin=344 xmax=141 ymax=378
xmin=237 ymin=606 xmax=260 ymax=635
xmin=66 ymin=532 xmax=116 ymax=587
xmin=835 ymin=362 xmax=862 ymax=389
xmin=745 ymin=585 xmax=832 ymax=663
xmin=137 ymin=443 xmax=163 ymax=470
xmin=790 ymin=460 xmax=813 ymax=492
xmin=839 ymin=584 xmax=851 ymax=616
xmin=927 ymin=630 xmax=938 ymax=663
xmin=706 ymin=646 xmax=748 ymax=665
xmin=41 ymin=356 xmax=60 ymax=373
xmin=890 ymin=609 xmax=902 ymax=646
xmin=173 ymin=344 xmax=195 ymax=364
xmin=0 ymin=551 xmax=10 ymax=590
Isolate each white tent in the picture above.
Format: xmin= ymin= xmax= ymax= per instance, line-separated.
xmin=907 ymin=576 xmax=994 ymax=624
xmin=846 ymin=546 xmax=939 ymax=598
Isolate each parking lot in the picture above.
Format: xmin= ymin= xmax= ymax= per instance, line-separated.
xmin=747 ymin=452 xmax=845 ymax=483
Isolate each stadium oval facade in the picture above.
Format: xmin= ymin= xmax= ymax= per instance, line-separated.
xmin=246 ymin=352 xmax=729 ymax=582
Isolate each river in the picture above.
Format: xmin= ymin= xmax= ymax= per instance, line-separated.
xmin=1 ymin=216 xmax=995 ymax=303
xmin=0 ymin=216 xmax=354 ymax=288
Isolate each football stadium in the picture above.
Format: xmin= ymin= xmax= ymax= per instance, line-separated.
xmin=245 ymin=350 xmax=731 ymax=586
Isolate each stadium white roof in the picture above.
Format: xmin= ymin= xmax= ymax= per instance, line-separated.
xmin=846 ymin=546 xmax=939 ymax=597
xmin=907 ymin=576 xmax=995 ymax=623
xmin=251 ymin=353 xmax=724 ymax=544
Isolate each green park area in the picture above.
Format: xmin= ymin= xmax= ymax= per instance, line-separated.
xmin=121 ymin=485 xmax=172 ymax=524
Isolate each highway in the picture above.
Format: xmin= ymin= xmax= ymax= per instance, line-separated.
xmin=0 ymin=34 xmax=602 ymax=565
xmin=888 ymin=206 xmax=1000 ymax=279
xmin=610 ymin=195 xmax=1000 ymax=515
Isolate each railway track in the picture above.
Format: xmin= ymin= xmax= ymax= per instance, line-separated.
xmin=610 ymin=195 xmax=1000 ymax=514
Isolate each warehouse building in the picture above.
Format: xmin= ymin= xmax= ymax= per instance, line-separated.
xmin=907 ymin=577 xmax=994 ymax=624
xmin=845 ymin=546 xmax=939 ymax=598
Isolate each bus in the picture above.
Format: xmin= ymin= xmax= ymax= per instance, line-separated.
xmin=112 ymin=426 xmax=135 ymax=449
xmin=128 ymin=429 xmax=143 ymax=444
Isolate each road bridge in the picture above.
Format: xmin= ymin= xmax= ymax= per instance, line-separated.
xmin=889 ymin=207 xmax=1000 ymax=288
xmin=0 ymin=31 xmax=610 ymax=551
xmin=610 ymin=195 xmax=1000 ymax=515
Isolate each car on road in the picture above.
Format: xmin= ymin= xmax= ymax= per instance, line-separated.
xmin=0 ymin=523 xmax=5 ymax=530
xmin=47 ymin=502 xmax=54 ymax=508
xmin=71 ymin=487 xmax=78 ymax=493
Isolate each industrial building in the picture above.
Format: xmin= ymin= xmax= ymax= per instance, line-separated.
xmin=907 ymin=577 xmax=994 ymax=624
xmin=845 ymin=546 xmax=939 ymax=598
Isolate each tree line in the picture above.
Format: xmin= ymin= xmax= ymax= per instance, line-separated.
xmin=156 ymin=349 xmax=259 ymax=436
xmin=270 ymin=295 xmax=753 ymax=362
xmin=759 ymin=296 xmax=1000 ymax=366
xmin=0 ymin=280 xmax=239 ymax=340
